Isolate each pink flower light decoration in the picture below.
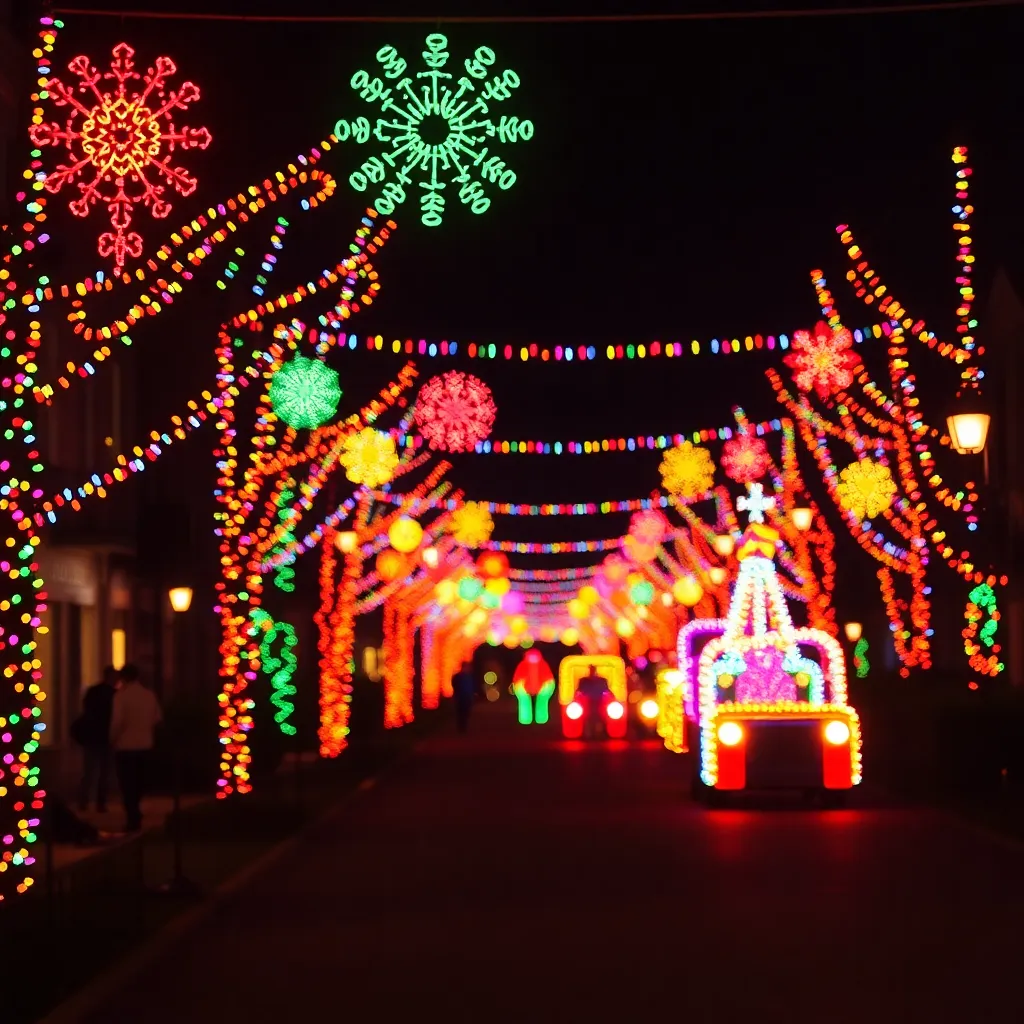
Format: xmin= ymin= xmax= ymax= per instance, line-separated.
xmin=720 ymin=433 xmax=769 ymax=484
xmin=629 ymin=508 xmax=669 ymax=545
xmin=413 ymin=371 xmax=496 ymax=453
xmin=784 ymin=320 xmax=861 ymax=400
xmin=734 ymin=647 xmax=799 ymax=704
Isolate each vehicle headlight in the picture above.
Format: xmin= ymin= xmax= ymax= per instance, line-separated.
xmin=824 ymin=720 xmax=850 ymax=745
xmin=717 ymin=721 xmax=743 ymax=746
xmin=640 ymin=698 xmax=659 ymax=720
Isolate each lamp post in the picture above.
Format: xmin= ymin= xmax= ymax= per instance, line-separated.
xmin=157 ymin=584 xmax=201 ymax=898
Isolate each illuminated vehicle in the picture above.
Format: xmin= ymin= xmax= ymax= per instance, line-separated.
xmin=559 ymin=654 xmax=628 ymax=740
xmin=687 ymin=493 xmax=863 ymax=805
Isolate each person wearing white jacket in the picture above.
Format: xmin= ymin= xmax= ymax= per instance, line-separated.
xmin=109 ymin=664 xmax=162 ymax=832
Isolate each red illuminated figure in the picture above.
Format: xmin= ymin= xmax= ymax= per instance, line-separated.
xmin=30 ymin=42 xmax=211 ymax=270
xmin=512 ymin=650 xmax=555 ymax=725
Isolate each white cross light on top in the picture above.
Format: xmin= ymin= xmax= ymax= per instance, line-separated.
xmin=737 ymin=482 xmax=776 ymax=524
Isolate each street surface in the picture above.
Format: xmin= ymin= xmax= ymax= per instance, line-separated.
xmin=76 ymin=699 xmax=1022 ymax=1023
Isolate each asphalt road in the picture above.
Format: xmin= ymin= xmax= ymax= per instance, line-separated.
xmin=72 ymin=698 xmax=1023 ymax=1023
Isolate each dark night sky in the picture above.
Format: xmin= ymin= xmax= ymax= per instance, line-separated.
xmin=33 ymin=1 xmax=1024 ymax=577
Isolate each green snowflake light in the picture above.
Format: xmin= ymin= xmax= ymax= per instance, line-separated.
xmin=334 ymin=33 xmax=534 ymax=227
xmin=269 ymin=356 xmax=341 ymax=429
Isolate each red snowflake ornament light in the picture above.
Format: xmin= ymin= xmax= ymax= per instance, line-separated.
xmin=721 ymin=433 xmax=769 ymax=483
xmin=414 ymin=371 xmax=496 ymax=453
xmin=784 ymin=320 xmax=860 ymax=400
xmin=29 ymin=42 xmax=211 ymax=271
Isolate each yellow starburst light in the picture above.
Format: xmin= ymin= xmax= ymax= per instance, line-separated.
xmin=450 ymin=501 xmax=494 ymax=547
xmin=659 ymin=441 xmax=715 ymax=499
xmin=835 ymin=458 xmax=897 ymax=519
xmin=339 ymin=428 xmax=398 ymax=487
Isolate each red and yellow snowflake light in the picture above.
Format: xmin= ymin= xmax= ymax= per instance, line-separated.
xmin=835 ymin=458 xmax=897 ymax=520
xmin=339 ymin=428 xmax=398 ymax=487
xmin=29 ymin=42 xmax=211 ymax=270
xmin=450 ymin=501 xmax=494 ymax=547
xmin=784 ymin=320 xmax=860 ymax=400
xmin=413 ymin=371 xmax=496 ymax=453
xmin=659 ymin=441 xmax=715 ymax=499
xmin=720 ymin=433 xmax=769 ymax=483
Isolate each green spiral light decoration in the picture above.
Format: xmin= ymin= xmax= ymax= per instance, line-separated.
xmin=273 ymin=486 xmax=298 ymax=592
xmin=853 ymin=637 xmax=870 ymax=679
xmin=250 ymin=609 xmax=298 ymax=736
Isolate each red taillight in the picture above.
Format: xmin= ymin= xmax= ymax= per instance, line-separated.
xmin=566 ymin=701 xmax=584 ymax=720
xmin=605 ymin=701 xmax=624 ymax=720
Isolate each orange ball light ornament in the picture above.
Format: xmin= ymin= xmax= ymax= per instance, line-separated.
xmin=376 ymin=548 xmax=407 ymax=582
xmin=476 ymin=551 xmax=509 ymax=579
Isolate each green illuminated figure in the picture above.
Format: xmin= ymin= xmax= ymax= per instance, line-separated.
xmin=334 ymin=34 xmax=534 ymax=228
xmin=512 ymin=650 xmax=555 ymax=725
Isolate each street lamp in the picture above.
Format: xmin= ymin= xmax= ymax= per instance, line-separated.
xmin=160 ymin=584 xmax=200 ymax=898
xmin=947 ymin=409 xmax=991 ymax=456
xmin=843 ymin=621 xmax=863 ymax=643
xmin=791 ymin=507 xmax=813 ymax=532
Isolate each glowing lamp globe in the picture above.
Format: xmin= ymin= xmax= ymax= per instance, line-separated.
xmin=376 ymin=548 xmax=406 ymax=582
xmin=435 ymin=579 xmax=457 ymax=605
xmin=791 ymin=507 xmax=813 ymax=532
xmin=421 ymin=546 xmax=439 ymax=569
xmin=561 ymin=627 xmax=580 ymax=646
xmin=335 ymin=530 xmax=358 ymax=554
xmin=484 ymin=576 xmax=511 ymax=597
xmin=269 ymin=356 xmax=342 ymax=429
xmin=480 ymin=589 xmax=502 ymax=610
xmin=712 ymin=534 xmax=735 ymax=558
xmin=602 ymin=554 xmax=629 ymax=584
xmin=388 ymin=517 xmax=423 ymax=554
xmin=502 ymin=590 xmax=525 ymax=614
xmin=567 ymin=598 xmax=588 ymax=620
xmin=615 ymin=617 xmax=635 ymax=639
xmin=476 ymin=551 xmax=509 ymax=579
xmin=629 ymin=579 xmax=655 ymax=606
xmin=458 ymin=576 xmax=484 ymax=601
xmin=579 ymin=585 xmax=600 ymax=606
xmin=708 ymin=566 xmax=728 ymax=586
xmin=503 ymin=633 xmax=519 ymax=649
xmin=509 ymin=615 xmax=528 ymax=635
xmin=843 ymin=621 xmax=863 ymax=643
xmin=947 ymin=410 xmax=991 ymax=455
xmin=624 ymin=534 xmax=657 ymax=563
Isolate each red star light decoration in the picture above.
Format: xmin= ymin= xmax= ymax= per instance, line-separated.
xmin=413 ymin=371 xmax=496 ymax=453
xmin=29 ymin=42 xmax=211 ymax=270
xmin=783 ymin=320 xmax=860 ymax=400
xmin=720 ymin=432 xmax=769 ymax=483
